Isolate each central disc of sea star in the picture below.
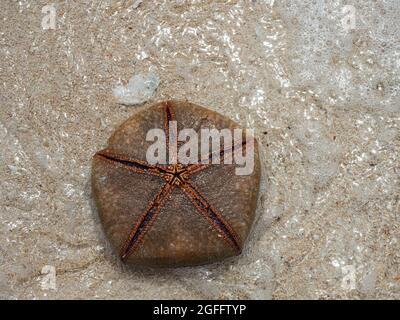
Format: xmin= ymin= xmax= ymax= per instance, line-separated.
xmin=163 ymin=164 xmax=189 ymax=186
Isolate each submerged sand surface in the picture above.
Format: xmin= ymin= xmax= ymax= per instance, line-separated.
xmin=0 ymin=1 xmax=399 ymax=299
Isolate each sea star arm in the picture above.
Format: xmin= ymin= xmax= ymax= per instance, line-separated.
xmin=94 ymin=149 xmax=168 ymax=177
xmin=185 ymin=138 xmax=251 ymax=175
xmin=180 ymin=180 xmax=241 ymax=254
xmin=164 ymin=101 xmax=178 ymax=164
xmin=120 ymin=182 xmax=174 ymax=260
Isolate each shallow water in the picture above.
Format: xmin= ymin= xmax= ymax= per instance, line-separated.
xmin=0 ymin=0 xmax=399 ymax=299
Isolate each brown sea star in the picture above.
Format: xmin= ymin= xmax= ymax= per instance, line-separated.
xmin=92 ymin=101 xmax=260 ymax=267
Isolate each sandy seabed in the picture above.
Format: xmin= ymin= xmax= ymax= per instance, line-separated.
xmin=0 ymin=1 xmax=399 ymax=299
